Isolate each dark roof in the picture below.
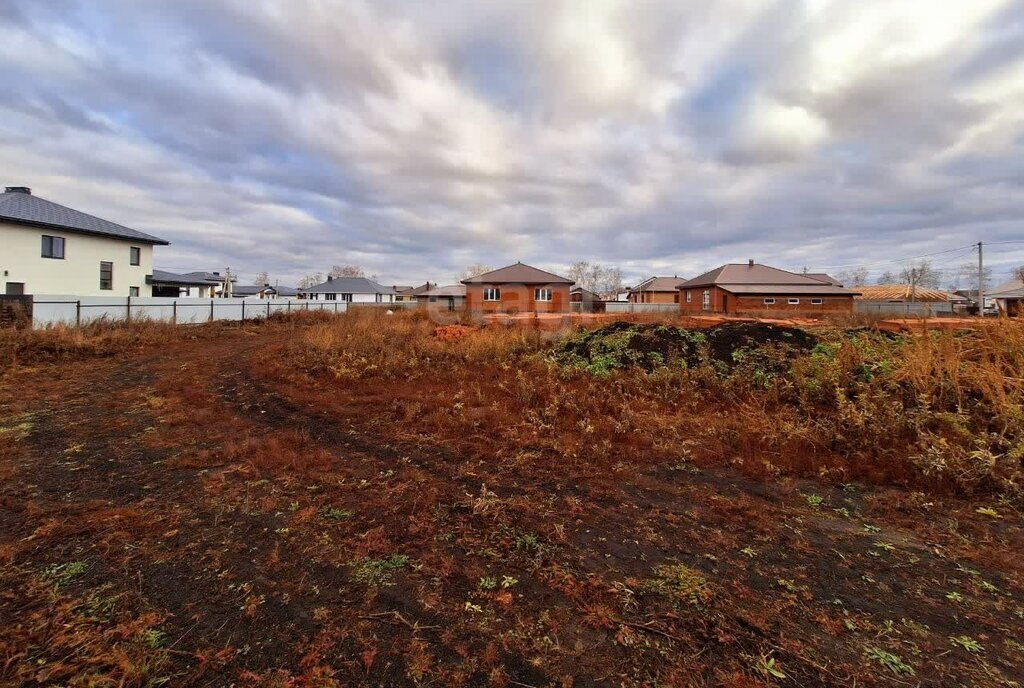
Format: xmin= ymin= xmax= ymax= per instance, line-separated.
xmin=570 ymin=286 xmax=601 ymax=299
xmin=0 ymin=187 xmax=169 ymax=245
xmin=629 ymin=276 xmax=685 ymax=293
xmin=679 ymin=263 xmax=857 ymax=296
xmin=300 ymin=276 xmax=396 ymax=294
xmin=461 ymin=262 xmax=573 ymax=285
xmin=149 ymin=269 xmax=223 ymax=286
xmin=230 ymin=284 xmax=299 ymax=297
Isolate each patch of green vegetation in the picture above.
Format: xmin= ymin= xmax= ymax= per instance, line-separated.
xmin=865 ymin=647 xmax=915 ymax=676
xmin=514 ymin=533 xmax=543 ymax=554
xmin=642 ymin=562 xmax=713 ymax=607
xmin=803 ymin=493 xmax=824 ymax=508
xmin=950 ymin=635 xmax=984 ymax=654
xmin=141 ymin=628 xmax=166 ymax=649
xmin=42 ymin=560 xmax=88 ymax=588
xmin=479 ymin=576 xmax=497 ymax=590
xmin=350 ymin=554 xmax=411 ymax=587
xmin=321 ymin=506 xmax=353 ymax=521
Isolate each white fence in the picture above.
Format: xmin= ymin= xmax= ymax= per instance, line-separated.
xmin=604 ymin=302 xmax=679 ymax=314
xmin=29 ymin=295 xmax=414 ymax=328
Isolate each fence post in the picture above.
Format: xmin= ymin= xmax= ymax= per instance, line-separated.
xmin=267 ymin=301 xmax=271 ymax=318
xmin=76 ymin=299 xmax=81 ymax=327
xmin=287 ymin=300 xmax=291 ymax=314
xmin=210 ymin=299 xmax=214 ymax=322
xmin=241 ymin=299 xmax=245 ymax=320
xmin=172 ymin=300 xmax=177 ymax=325
xmin=126 ymin=296 xmax=131 ymax=323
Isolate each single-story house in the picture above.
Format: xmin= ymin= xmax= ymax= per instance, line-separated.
xmin=570 ymin=286 xmax=601 ymax=303
xmin=231 ymin=284 xmax=299 ymax=299
xmin=461 ymin=262 xmax=574 ymax=313
xmin=989 ymin=278 xmax=1024 ymax=317
xmin=395 ymin=282 xmax=434 ymax=302
xmin=854 ymin=285 xmax=966 ymax=316
xmin=678 ymin=261 xmax=857 ymax=314
xmin=417 ymin=284 xmax=466 ymax=311
xmin=148 ymin=270 xmax=234 ymax=298
xmin=1 ymin=186 xmax=168 ymax=297
xmin=298 ymin=276 xmax=397 ymax=303
xmin=628 ymin=276 xmax=686 ymax=304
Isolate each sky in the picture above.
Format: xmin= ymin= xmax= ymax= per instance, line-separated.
xmin=2 ymin=0 xmax=1023 ymax=288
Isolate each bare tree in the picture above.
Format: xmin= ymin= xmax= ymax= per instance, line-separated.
xmin=254 ymin=270 xmax=269 ymax=286
xmin=947 ymin=261 xmax=992 ymax=293
xmin=597 ymin=266 xmax=624 ymax=298
xmin=457 ymin=264 xmax=492 ymax=282
xmin=876 ymin=270 xmax=898 ymax=284
xmin=329 ymin=265 xmax=365 ymax=278
xmin=566 ymin=261 xmax=625 ymax=298
xmin=837 ymin=266 xmax=869 ymax=286
xmin=899 ymin=260 xmax=943 ymax=291
xmin=297 ymin=272 xmax=324 ymax=289
xmin=1014 ymin=265 xmax=1024 ymax=282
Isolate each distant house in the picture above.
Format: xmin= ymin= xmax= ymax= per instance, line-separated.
xmin=298 ymin=276 xmax=397 ymax=303
xmin=854 ymin=285 xmax=966 ymax=315
xmin=570 ymin=286 xmax=600 ymax=303
xmin=231 ymin=284 xmax=299 ymax=299
xmin=628 ymin=276 xmax=686 ymax=304
xmin=461 ymin=262 xmax=574 ymax=313
xmin=417 ymin=284 xmax=466 ymax=312
xmin=989 ymin=278 xmax=1024 ymax=317
xmin=148 ymin=270 xmax=235 ymax=298
xmin=678 ymin=261 xmax=857 ymax=314
xmin=395 ymin=282 xmax=433 ymax=302
xmin=0 ymin=186 xmax=168 ymax=297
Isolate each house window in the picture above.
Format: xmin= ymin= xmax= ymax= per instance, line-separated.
xmin=484 ymin=287 xmax=501 ymax=301
xmin=129 ymin=246 xmax=141 ymax=266
xmin=341 ymin=293 xmax=353 ymax=302
xmin=535 ymin=288 xmax=552 ymax=301
xmin=685 ymin=291 xmax=692 ymax=303
xmin=324 ymin=293 xmax=336 ymax=300
xmin=129 ymin=286 xmax=139 ymax=297
xmin=99 ymin=261 xmax=113 ymax=290
xmin=763 ymin=298 xmax=776 ymax=305
xmin=788 ymin=298 xmax=800 ymax=305
xmin=429 ymin=296 xmax=437 ymax=302
xmin=702 ymin=290 xmax=710 ymax=310
xmin=375 ymin=294 xmax=382 ymax=303
xmin=41 ymin=235 xmax=65 ymax=259
xmin=811 ymin=298 xmax=823 ymax=305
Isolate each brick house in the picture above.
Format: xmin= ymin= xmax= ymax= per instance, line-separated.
xmin=628 ymin=276 xmax=686 ymax=304
xmin=678 ymin=261 xmax=857 ymax=315
xmin=462 ymin=262 xmax=573 ymax=313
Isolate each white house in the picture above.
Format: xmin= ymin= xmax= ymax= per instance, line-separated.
xmin=0 ymin=186 xmax=169 ymax=296
xmin=298 ymin=276 xmax=397 ymax=303
xmin=148 ymin=269 xmax=235 ymax=298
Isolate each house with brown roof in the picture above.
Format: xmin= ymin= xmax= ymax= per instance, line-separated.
xmin=853 ymin=284 xmax=967 ymax=316
xmin=677 ymin=261 xmax=857 ymax=314
xmin=461 ymin=262 xmax=573 ymax=313
xmin=628 ymin=276 xmax=686 ymax=304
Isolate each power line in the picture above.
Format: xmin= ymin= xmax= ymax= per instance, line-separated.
xmin=814 ymin=243 xmax=977 ymax=271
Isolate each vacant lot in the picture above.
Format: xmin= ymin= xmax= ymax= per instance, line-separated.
xmin=1 ymin=312 xmax=1022 ymax=687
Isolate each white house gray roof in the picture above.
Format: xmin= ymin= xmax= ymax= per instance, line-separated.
xmin=0 ymin=187 xmax=169 ymax=245
xmin=300 ymin=276 xmax=396 ymax=294
xmin=148 ymin=270 xmax=234 ymax=286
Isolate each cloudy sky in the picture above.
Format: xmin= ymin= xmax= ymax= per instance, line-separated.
xmin=2 ymin=0 xmax=1023 ymax=287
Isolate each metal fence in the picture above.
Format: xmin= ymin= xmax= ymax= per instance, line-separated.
xmin=853 ymin=301 xmax=955 ymax=317
xmin=28 ymin=294 xmax=416 ymax=328
xmin=604 ymin=302 xmax=679 ymax=314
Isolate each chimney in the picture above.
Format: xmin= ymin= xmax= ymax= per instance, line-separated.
xmin=5 ymin=186 xmax=31 ymax=194
xmin=327 ymin=275 xmax=333 ymax=282
xmin=748 ymin=259 xmax=754 ymax=267
xmin=212 ymin=271 xmax=220 ymax=276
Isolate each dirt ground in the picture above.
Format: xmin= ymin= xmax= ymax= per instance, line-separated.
xmin=1 ymin=318 xmax=1022 ymax=687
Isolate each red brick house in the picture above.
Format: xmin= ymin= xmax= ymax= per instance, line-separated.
xmin=462 ymin=262 xmax=573 ymax=313
xmin=678 ymin=261 xmax=857 ymax=315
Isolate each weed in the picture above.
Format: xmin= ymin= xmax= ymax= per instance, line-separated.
xmin=740 ymin=546 xmax=758 ymax=558
xmin=865 ymin=647 xmax=915 ymax=676
xmin=643 ymin=563 xmax=713 ymax=607
xmin=755 ymin=654 xmax=787 ymax=680
xmin=950 ymin=635 xmax=984 ymax=654
xmin=500 ymin=575 xmax=519 ymax=588
xmin=479 ymin=576 xmax=498 ymax=590
xmin=975 ymin=506 xmax=1001 ymax=518
xmin=321 ymin=506 xmax=353 ymax=521
xmin=350 ymin=554 xmax=411 ymax=587
xmin=945 ymin=591 xmax=964 ymax=603
xmin=141 ymin=628 xmax=166 ymax=649
xmin=804 ymin=493 xmax=824 ymax=508
xmin=776 ymin=578 xmax=807 ymax=594
xmin=43 ymin=560 xmax=88 ymax=588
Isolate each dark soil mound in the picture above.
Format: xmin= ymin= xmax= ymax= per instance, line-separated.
xmin=551 ymin=321 xmax=817 ymax=374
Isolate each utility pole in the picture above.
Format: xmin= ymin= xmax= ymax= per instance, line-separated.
xmin=977 ymin=241 xmax=984 ymax=316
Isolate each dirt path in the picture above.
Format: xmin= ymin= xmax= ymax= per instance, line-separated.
xmin=1 ymin=321 xmax=1022 ymax=687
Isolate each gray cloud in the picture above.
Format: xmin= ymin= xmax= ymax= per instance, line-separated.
xmin=1 ymin=0 xmax=1023 ymax=286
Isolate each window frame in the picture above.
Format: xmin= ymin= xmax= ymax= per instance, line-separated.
xmin=702 ymin=290 xmax=711 ymax=310
xmin=810 ymin=298 xmax=823 ymax=305
xmin=483 ymin=287 xmax=501 ymax=301
xmin=324 ymin=293 xmax=337 ymax=300
xmin=341 ymin=293 xmax=353 ymax=302
xmin=129 ymin=246 xmax=141 ymax=266
xmin=763 ymin=297 xmax=776 ymax=305
xmin=41 ymin=235 xmax=65 ymax=259
xmin=788 ymin=298 xmax=800 ymax=305
xmin=99 ymin=261 xmax=113 ymax=290
xmin=129 ymin=286 xmax=140 ymax=297
xmin=534 ymin=287 xmax=552 ymax=302
xmin=685 ymin=291 xmax=692 ymax=303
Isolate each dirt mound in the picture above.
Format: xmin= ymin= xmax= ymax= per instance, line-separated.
xmin=552 ymin=321 xmax=817 ymax=373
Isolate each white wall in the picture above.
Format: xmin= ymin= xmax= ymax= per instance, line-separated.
xmin=306 ymin=292 xmax=395 ymax=303
xmin=1 ymin=221 xmax=155 ymax=297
